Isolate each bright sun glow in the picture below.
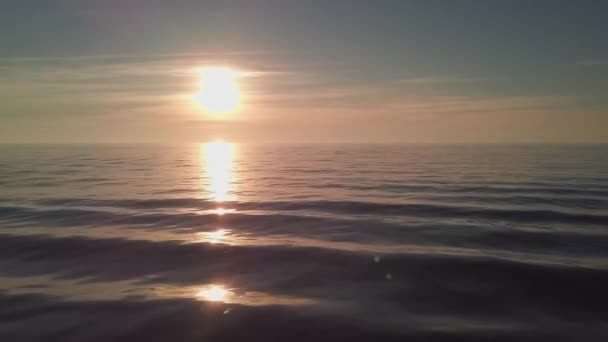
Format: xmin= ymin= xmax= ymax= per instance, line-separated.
xmin=197 ymin=67 xmax=240 ymax=114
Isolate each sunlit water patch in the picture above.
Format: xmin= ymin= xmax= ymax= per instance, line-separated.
xmin=1 ymin=144 xmax=608 ymax=341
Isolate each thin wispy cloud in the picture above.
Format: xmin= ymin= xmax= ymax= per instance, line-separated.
xmin=0 ymin=53 xmax=586 ymax=122
xmin=396 ymin=76 xmax=480 ymax=84
xmin=575 ymin=59 xmax=608 ymax=67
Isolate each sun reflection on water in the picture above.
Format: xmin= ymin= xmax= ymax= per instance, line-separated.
xmin=194 ymin=229 xmax=231 ymax=244
xmin=211 ymin=207 xmax=236 ymax=216
xmin=202 ymin=141 xmax=235 ymax=203
xmin=190 ymin=284 xmax=314 ymax=306
xmin=1 ymin=275 xmax=316 ymax=306
xmin=208 ymin=229 xmax=226 ymax=243
xmin=196 ymin=284 xmax=231 ymax=302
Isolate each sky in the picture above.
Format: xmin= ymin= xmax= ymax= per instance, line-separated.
xmin=1 ymin=0 xmax=607 ymax=143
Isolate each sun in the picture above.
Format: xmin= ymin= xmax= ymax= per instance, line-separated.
xmin=197 ymin=67 xmax=240 ymax=114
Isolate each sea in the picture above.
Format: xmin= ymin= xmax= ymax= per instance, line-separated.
xmin=1 ymin=143 xmax=607 ymax=341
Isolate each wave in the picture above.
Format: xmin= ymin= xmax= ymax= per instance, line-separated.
xmin=419 ymin=194 xmax=608 ymax=210
xmin=2 ymin=144 xmax=608 ymax=341
xmin=1 ymin=233 xmax=608 ymax=338
xmin=301 ymin=182 xmax=608 ymax=197
xmin=18 ymin=198 xmax=608 ymax=225
xmin=0 ymin=233 xmax=606 ymax=285
xmin=3 ymin=202 xmax=608 ymax=264
xmin=5 ymin=291 xmax=596 ymax=342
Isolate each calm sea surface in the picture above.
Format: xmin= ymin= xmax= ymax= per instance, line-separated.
xmin=1 ymin=143 xmax=607 ymax=341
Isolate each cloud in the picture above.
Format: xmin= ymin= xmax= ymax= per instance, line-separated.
xmin=244 ymin=76 xmax=579 ymax=119
xmin=0 ymin=52 xmax=300 ymax=116
xmin=386 ymin=94 xmax=578 ymax=113
xmin=396 ymin=76 xmax=479 ymax=84
xmin=575 ymin=59 xmax=608 ymax=67
xmin=0 ymin=51 xmax=588 ymax=141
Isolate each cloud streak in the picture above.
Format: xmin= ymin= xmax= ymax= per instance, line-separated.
xmin=0 ymin=51 xmax=601 ymax=143
xmin=396 ymin=76 xmax=480 ymax=84
xmin=575 ymin=59 xmax=608 ymax=67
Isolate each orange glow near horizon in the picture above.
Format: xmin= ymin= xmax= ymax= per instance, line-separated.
xmin=196 ymin=67 xmax=240 ymax=114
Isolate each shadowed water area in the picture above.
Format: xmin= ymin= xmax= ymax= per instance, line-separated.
xmin=1 ymin=143 xmax=607 ymax=341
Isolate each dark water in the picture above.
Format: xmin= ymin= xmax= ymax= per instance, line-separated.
xmin=1 ymin=143 xmax=607 ymax=341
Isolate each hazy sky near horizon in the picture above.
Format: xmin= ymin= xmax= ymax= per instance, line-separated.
xmin=1 ymin=0 xmax=607 ymax=143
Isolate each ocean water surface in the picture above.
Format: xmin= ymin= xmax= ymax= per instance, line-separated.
xmin=1 ymin=143 xmax=607 ymax=341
